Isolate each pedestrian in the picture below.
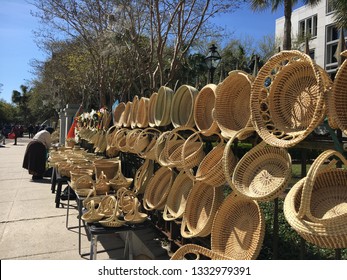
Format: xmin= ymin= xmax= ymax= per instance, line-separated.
xmin=11 ymin=125 xmax=20 ymax=145
xmin=22 ymin=127 xmax=55 ymax=181
xmin=1 ymin=127 xmax=6 ymax=145
xmin=28 ymin=124 xmax=34 ymax=138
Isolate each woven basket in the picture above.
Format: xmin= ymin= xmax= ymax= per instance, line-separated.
xmin=70 ymin=169 xmax=94 ymax=190
xmin=231 ymin=141 xmax=292 ymax=202
xmin=181 ymin=182 xmax=224 ymax=238
xmin=113 ymin=102 xmax=126 ymax=127
xmin=163 ymin=170 xmax=194 ymax=221
xmin=109 ymin=169 xmax=134 ymax=191
xmin=148 ymin=92 xmax=158 ymax=127
xmin=130 ymin=95 xmax=139 ymax=129
xmin=106 ymin=125 xmax=119 ymax=158
xmin=122 ymin=101 xmax=133 ymax=127
xmin=180 ymin=130 xmax=206 ymax=171
xmin=154 ymin=86 xmax=174 ymax=127
xmin=133 ymin=159 xmax=154 ymax=194
xmin=194 ymin=84 xmax=220 ymax=136
xmin=136 ymin=97 xmax=150 ymax=128
xmin=95 ymin=171 xmax=111 ymax=195
xmin=124 ymin=197 xmax=148 ymax=224
xmin=327 ymin=50 xmax=347 ymax=133
xmin=251 ymin=50 xmax=325 ymax=148
xmin=112 ymin=128 xmax=129 ymax=152
xmin=94 ymin=158 xmax=120 ymax=181
xmin=172 ymin=193 xmax=265 ymax=260
xmin=143 ymin=166 xmax=176 ymax=211
xmin=215 ymin=70 xmax=254 ymax=139
xmin=135 ymin=127 xmax=161 ymax=160
xmin=170 ymin=85 xmax=198 ymax=128
xmin=74 ymin=174 xmax=94 ymax=190
xmin=97 ymin=195 xmax=117 ymax=217
xmin=125 ymin=128 xmax=143 ymax=154
xmin=153 ymin=131 xmax=172 ymax=166
xmin=81 ymin=200 xmax=105 ymax=223
xmin=99 ymin=201 xmax=126 ymax=228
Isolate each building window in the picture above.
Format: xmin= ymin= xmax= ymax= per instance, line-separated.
xmin=326 ymin=0 xmax=334 ymax=14
xmin=325 ymin=25 xmax=347 ymax=72
xmin=309 ymin=49 xmax=315 ymax=60
xmin=298 ymin=15 xmax=318 ymax=38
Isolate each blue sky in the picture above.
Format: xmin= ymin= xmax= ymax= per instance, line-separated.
xmin=0 ymin=0 xmax=294 ymax=104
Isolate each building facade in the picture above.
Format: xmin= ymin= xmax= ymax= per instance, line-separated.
xmin=275 ymin=0 xmax=346 ymax=77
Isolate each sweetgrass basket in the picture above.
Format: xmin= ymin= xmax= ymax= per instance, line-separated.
xmin=133 ymin=159 xmax=154 ymax=194
xmin=130 ymin=95 xmax=139 ymax=129
xmin=180 ymin=182 xmax=224 ymax=238
xmin=113 ymin=102 xmax=126 ymax=127
xmin=135 ymin=127 xmax=161 ymax=160
xmin=284 ymin=150 xmax=347 ymax=248
xmin=250 ymin=50 xmax=326 ymax=148
xmin=136 ymin=97 xmax=150 ymax=128
xmin=194 ymin=84 xmax=220 ymax=136
xmin=170 ymin=85 xmax=198 ymax=128
xmin=154 ymin=86 xmax=174 ymax=127
xmin=163 ymin=170 xmax=194 ymax=221
xmin=231 ymin=141 xmax=292 ymax=202
xmin=215 ymin=70 xmax=254 ymax=139
xmin=148 ymin=92 xmax=158 ymax=128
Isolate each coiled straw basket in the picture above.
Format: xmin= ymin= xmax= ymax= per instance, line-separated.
xmin=250 ymin=50 xmax=325 ymax=148
xmin=154 ymin=86 xmax=174 ymax=127
xmin=284 ymin=150 xmax=347 ymax=248
xmin=148 ymin=92 xmax=158 ymax=127
xmin=136 ymin=97 xmax=150 ymax=128
xmin=215 ymin=70 xmax=254 ymax=139
xmin=113 ymin=102 xmax=126 ymax=127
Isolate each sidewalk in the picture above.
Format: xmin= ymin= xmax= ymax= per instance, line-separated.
xmin=0 ymin=136 xmax=169 ymax=260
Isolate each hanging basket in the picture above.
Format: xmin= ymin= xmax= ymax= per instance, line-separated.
xmin=250 ymin=50 xmax=326 ymax=148
xmin=181 ymin=182 xmax=224 ymax=238
xmin=130 ymin=95 xmax=139 ymax=129
xmin=194 ymin=84 xmax=220 ymax=136
xmin=122 ymin=101 xmax=133 ymax=127
xmin=113 ymin=102 xmax=126 ymax=127
xmin=163 ymin=170 xmax=194 ymax=221
xmin=133 ymin=159 xmax=154 ymax=194
xmin=180 ymin=130 xmax=205 ymax=171
xmin=215 ymin=70 xmax=254 ymax=139
xmin=136 ymin=97 xmax=150 ymax=128
xmin=148 ymin=92 xmax=158 ymax=127
xmin=143 ymin=166 xmax=176 ymax=211
xmin=170 ymin=85 xmax=199 ymax=128
xmin=135 ymin=127 xmax=161 ymax=160
xmin=284 ymin=149 xmax=347 ymax=249
xmin=231 ymin=141 xmax=292 ymax=202
xmin=154 ymin=86 xmax=174 ymax=127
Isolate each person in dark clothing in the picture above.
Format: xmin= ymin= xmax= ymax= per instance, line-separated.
xmin=11 ymin=125 xmax=20 ymax=145
xmin=22 ymin=127 xmax=55 ymax=181
xmin=28 ymin=124 xmax=34 ymax=138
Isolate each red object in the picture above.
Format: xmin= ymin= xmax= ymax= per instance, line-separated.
xmin=66 ymin=105 xmax=83 ymax=139
xmin=8 ymin=132 xmax=16 ymax=139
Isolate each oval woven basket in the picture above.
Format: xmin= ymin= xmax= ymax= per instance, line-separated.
xmin=327 ymin=50 xmax=347 ymax=133
xmin=181 ymin=182 xmax=224 ymax=238
xmin=143 ymin=166 xmax=176 ymax=211
xmin=210 ymin=193 xmax=265 ymax=260
xmin=125 ymin=128 xmax=143 ymax=154
xmin=130 ymin=95 xmax=139 ymax=129
xmin=215 ymin=70 xmax=254 ymax=139
xmin=133 ymin=159 xmax=154 ymax=194
xmin=113 ymin=128 xmax=130 ymax=152
xmin=135 ymin=127 xmax=161 ymax=160
xmin=106 ymin=125 xmax=119 ymax=158
xmin=180 ymin=130 xmax=206 ymax=171
xmin=148 ymin=92 xmax=158 ymax=127
xmin=94 ymin=158 xmax=120 ymax=181
xmin=170 ymin=85 xmax=199 ymax=128
xmin=123 ymin=101 xmax=133 ymax=128
xmin=154 ymin=86 xmax=174 ymax=127
xmin=153 ymin=131 xmax=172 ymax=166
xmin=113 ymin=102 xmax=126 ymax=127
xmin=250 ymin=50 xmax=325 ymax=148
xmin=136 ymin=97 xmax=150 ymax=128
xmin=194 ymin=84 xmax=220 ymax=136
xmin=163 ymin=170 xmax=194 ymax=221
xmin=231 ymin=141 xmax=292 ymax=202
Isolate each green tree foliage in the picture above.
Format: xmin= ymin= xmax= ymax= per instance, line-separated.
xmin=11 ymin=85 xmax=31 ymax=125
xmin=331 ymin=0 xmax=347 ymax=29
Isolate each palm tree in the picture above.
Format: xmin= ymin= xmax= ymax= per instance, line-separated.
xmin=331 ymin=0 xmax=347 ymax=29
xmin=250 ymin=0 xmax=322 ymax=50
xmin=12 ymin=85 xmax=30 ymax=124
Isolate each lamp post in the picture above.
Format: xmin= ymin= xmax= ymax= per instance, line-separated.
xmin=205 ymin=44 xmax=221 ymax=83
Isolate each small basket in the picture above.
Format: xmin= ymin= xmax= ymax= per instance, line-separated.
xmin=148 ymin=92 xmax=158 ymax=127
xmin=81 ymin=200 xmax=105 ymax=223
xmin=154 ymin=86 xmax=174 ymax=127
xmin=231 ymin=141 xmax=292 ymax=202
xmin=143 ymin=166 xmax=176 ymax=211
xmin=250 ymin=50 xmax=325 ymax=148
xmin=135 ymin=127 xmax=161 ymax=160
xmin=163 ymin=170 xmax=194 ymax=221
xmin=215 ymin=70 xmax=254 ymax=139
xmin=109 ymin=169 xmax=133 ymax=191
xmin=194 ymin=84 xmax=220 ymax=136
xmin=181 ymin=182 xmax=224 ymax=238
xmin=170 ymin=85 xmax=199 ymax=128
xmin=124 ymin=197 xmax=148 ymax=224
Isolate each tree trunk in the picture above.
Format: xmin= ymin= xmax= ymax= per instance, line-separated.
xmin=283 ymin=0 xmax=292 ymax=50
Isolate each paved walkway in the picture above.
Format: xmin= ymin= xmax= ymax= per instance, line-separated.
xmin=0 ymin=136 xmax=168 ymax=260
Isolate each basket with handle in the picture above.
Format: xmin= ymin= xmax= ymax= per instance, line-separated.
xmin=180 ymin=129 xmax=206 ymax=171
xmin=109 ymin=167 xmax=134 ymax=191
xmin=105 ymin=125 xmax=119 ymax=158
xmin=215 ymin=70 xmax=254 ymax=139
xmin=135 ymin=127 xmax=161 ymax=160
xmin=250 ymin=50 xmax=326 ymax=148
xmin=231 ymin=141 xmax=292 ymax=202
xmin=194 ymin=84 xmax=220 ymax=136
xmin=99 ymin=199 xmax=126 ymax=228
xmin=133 ymin=158 xmax=154 ymax=194
xmin=112 ymin=127 xmax=129 ymax=152
xmin=181 ymin=182 xmax=224 ymax=238
xmin=143 ymin=166 xmax=176 ymax=211
xmin=170 ymin=84 xmax=199 ymax=128
xmin=125 ymin=128 xmax=143 ymax=154
xmin=81 ymin=200 xmax=105 ymax=223
xmin=163 ymin=170 xmax=194 ymax=221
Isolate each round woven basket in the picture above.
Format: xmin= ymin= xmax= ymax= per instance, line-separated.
xmin=231 ymin=141 xmax=292 ymax=202
xmin=113 ymin=128 xmax=130 ymax=152
xmin=180 ymin=130 xmax=206 ymax=171
xmin=170 ymin=85 xmax=198 ymax=128
xmin=135 ymin=127 xmax=161 ymax=160
xmin=154 ymin=86 xmax=174 ymax=127
xmin=153 ymin=131 xmax=172 ymax=166
xmin=70 ymin=169 xmax=94 ymax=190
xmin=122 ymin=101 xmax=133 ymax=127
xmin=194 ymin=84 xmax=220 ymax=136
xmin=125 ymin=128 xmax=143 ymax=154
xmin=210 ymin=193 xmax=265 ymax=260
xmin=143 ymin=166 xmax=176 ymax=211
xmin=133 ymin=159 xmax=154 ymax=194
xmin=130 ymin=95 xmax=139 ymax=129
xmin=215 ymin=70 xmax=254 ymax=139
xmin=250 ymin=50 xmax=325 ymax=148
xmin=181 ymin=182 xmax=224 ymax=238
xmin=113 ymin=102 xmax=126 ymax=127
xmin=327 ymin=50 xmax=347 ymax=133
xmin=136 ymin=97 xmax=150 ymax=128
xmin=148 ymin=92 xmax=158 ymax=127
xmin=106 ymin=125 xmax=119 ymax=158
xmin=163 ymin=170 xmax=194 ymax=221
xmin=94 ymin=158 xmax=120 ymax=181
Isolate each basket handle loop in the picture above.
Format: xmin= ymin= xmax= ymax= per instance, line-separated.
xmin=180 ymin=217 xmax=195 ymax=238
xmin=298 ymin=149 xmax=347 ymax=220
